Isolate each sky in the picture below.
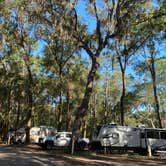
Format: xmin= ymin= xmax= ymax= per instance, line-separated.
xmin=32 ymin=1 xmax=93 ymax=56
xmin=32 ymin=40 xmax=45 ymax=56
xmin=76 ymin=0 xmax=96 ymax=33
xmin=32 ymin=0 xmax=165 ymax=80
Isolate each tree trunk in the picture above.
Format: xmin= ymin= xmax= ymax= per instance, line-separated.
xmin=66 ymin=90 xmax=71 ymax=131
xmin=57 ymin=64 xmax=63 ymax=131
xmin=120 ymin=70 xmax=126 ymax=126
xmin=104 ymin=72 xmax=108 ymax=124
xmin=15 ymin=100 xmax=21 ymax=129
xmin=16 ymin=59 xmax=32 ymax=138
xmin=2 ymin=87 xmax=11 ymax=141
xmin=25 ymin=65 xmax=33 ymax=143
xmin=81 ymin=119 xmax=87 ymax=138
xmin=150 ymin=58 xmax=162 ymax=128
xmin=72 ymin=56 xmax=99 ymax=153
xmin=118 ymin=55 xmax=126 ymax=126
xmin=57 ymin=91 xmax=63 ymax=131
xmin=93 ymin=91 xmax=97 ymax=118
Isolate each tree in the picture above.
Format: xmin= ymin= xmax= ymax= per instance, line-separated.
xmin=28 ymin=0 xmax=165 ymax=150
xmin=141 ymin=40 xmax=163 ymax=128
xmin=0 ymin=0 xmax=41 ymax=142
xmin=0 ymin=0 xmax=165 ymax=146
xmin=114 ymin=25 xmax=149 ymax=125
xmin=70 ymin=0 xmax=155 ymax=146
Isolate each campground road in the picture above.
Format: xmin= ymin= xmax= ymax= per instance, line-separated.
xmin=0 ymin=145 xmax=165 ymax=166
xmin=0 ymin=145 xmax=73 ymax=166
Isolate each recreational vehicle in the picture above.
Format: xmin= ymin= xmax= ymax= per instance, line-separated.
xmin=90 ymin=123 xmax=166 ymax=154
xmin=30 ymin=126 xmax=57 ymax=144
xmin=7 ymin=126 xmax=57 ymax=144
xmin=9 ymin=128 xmax=26 ymax=144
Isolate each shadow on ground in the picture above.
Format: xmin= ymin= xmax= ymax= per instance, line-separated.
xmin=0 ymin=144 xmax=165 ymax=166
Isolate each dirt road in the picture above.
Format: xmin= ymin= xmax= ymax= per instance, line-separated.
xmin=0 ymin=145 xmax=165 ymax=166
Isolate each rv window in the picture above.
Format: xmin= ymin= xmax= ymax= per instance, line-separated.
xmin=147 ymin=131 xmax=159 ymax=139
xmin=56 ymin=134 xmax=64 ymax=139
xmin=160 ymin=132 xmax=166 ymax=139
xmin=66 ymin=134 xmax=72 ymax=138
xmin=30 ymin=131 xmax=35 ymax=135
xmin=102 ymin=134 xmax=110 ymax=138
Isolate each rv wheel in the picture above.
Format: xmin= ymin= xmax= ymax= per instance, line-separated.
xmin=45 ymin=141 xmax=53 ymax=150
xmin=17 ymin=139 xmax=22 ymax=144
xmin=77 ymin=141 xmax=86 ymax=150
xmin=89 ymin=141 xmax=102 ymax=151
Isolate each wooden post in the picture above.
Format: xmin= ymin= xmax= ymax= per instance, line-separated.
xmin=148 ymin=146 xmax=152 ymax=157
xmin=71 ymin=135 xmax=75 ymax=155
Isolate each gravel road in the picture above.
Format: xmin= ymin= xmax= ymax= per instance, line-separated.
xmin=0 ymin=145 xmax=165 ymax=166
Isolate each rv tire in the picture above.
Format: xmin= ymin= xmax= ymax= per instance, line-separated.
xmin=45 ymin=141 xmax=54 ymax=150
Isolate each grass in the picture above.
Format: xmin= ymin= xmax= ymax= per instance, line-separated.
xmin=70 ymin=150 xmax=157 ymax=161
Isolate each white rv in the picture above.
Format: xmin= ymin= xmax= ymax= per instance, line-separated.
xmin=90 ymin=123 xmax=166 ymax=154
xmin=30 ymin=126 xmax=57 ymax=144
xmin=11 ymin=128 xmax=26 ymax=144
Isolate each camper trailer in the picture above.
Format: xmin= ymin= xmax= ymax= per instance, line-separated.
xmin=7 ymin=126 xmax=57 ymax=144
xmin=90 ymin=123 xmax=166 ymax=154
xmin=30 ymin=126 xmax=57 ymax=144
xmin=8 ymin=128 xmax=26 ymax=144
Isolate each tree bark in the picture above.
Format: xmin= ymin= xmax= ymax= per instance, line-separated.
xmin=81 ymin=119 xmax=87 ymax=138
xmin=57 ymin=90 xmax=63 ymax=130
xmin=15 ymin=100 xmax=21 ymax=129
xmin=150 ymin=57 xmax=162 ymax=128
xmin=25 ymin=65 xmax=33 ymax=143
xmin=118 ymin=56 xmax=126 ymax=126
xmin=17 ymin=58 xmax=33 ymax=143
xmin=57 ymin=63 xmax=63 ymax=131
xmin=72 ymin=56 xmax=99 ymax=144
xmin=2 ymin=86 xmax=11 ymax=141
xmin=65 ymin=90 xmax=71 ymax=131
xmin=104 ymin=72 xmax=108 ymax=124
xmin=120 ymin=70 xmax=126 ymax=126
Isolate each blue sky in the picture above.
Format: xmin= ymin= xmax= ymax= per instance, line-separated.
xmin=76 ymin=0 xmax=96 ymax=33
xmin=32 ymin=0 xmax=165 ymax=76
xmin=33 ymin=0 xmax=93 ymax=56
xmin=32 ymin=40 xmax=45 ymax=56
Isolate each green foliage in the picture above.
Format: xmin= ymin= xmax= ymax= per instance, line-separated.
xmin=0 ymin=0 xmax=166 ymax=139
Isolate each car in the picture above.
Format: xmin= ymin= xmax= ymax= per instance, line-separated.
xmin=40 ymin=132 xmax=72 ymax=150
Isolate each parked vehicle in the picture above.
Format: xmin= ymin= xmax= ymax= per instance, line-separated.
xmin=90 ymin=123 xmax=166 ymax=154
xmin=6 ymin=130 xmax=17 ymax=144
xmin=8 ymin=126 xmax=57 ymax=144
xmin=40 ymin=132 xmax=72 ymax=150
xmin=30 ymin=126 xmax=57 ymax=144
xmin=12 ymin=128 xmax=26 ymax=144
xmin=76 ymin=137 xmax=90 ymax=150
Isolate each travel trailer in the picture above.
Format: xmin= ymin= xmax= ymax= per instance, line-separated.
xmin=11 ymin=128 xmax=26 ymax=144
xmin=15 ymin=132 xmax=26 ymax=144
xmin=7 ymin=126 xmax=57 ymax=144
xmin=30 ymin=126 xmax=57 ymax=144
xmin=90 ymin=123 xmax=166 ymax=154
